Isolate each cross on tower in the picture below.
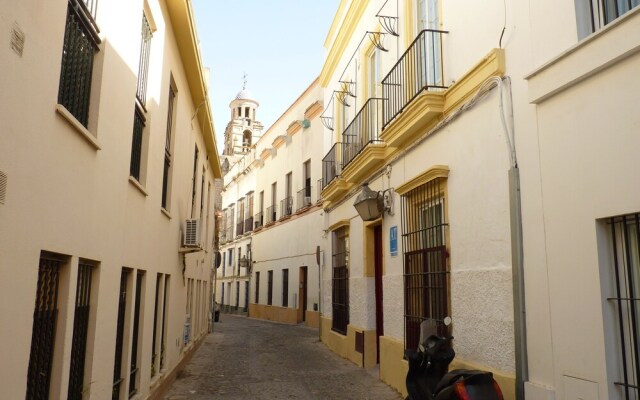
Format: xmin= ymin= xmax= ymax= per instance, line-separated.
xmin=242 ymin=72 xmax=248 ymax=90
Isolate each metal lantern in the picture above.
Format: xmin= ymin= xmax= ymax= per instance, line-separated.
xmin=353 ymin=183 xmax=384 ymax=221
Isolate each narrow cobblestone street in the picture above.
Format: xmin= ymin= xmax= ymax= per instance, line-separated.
xmin=164 ymin=315 xmax=402 ymax=399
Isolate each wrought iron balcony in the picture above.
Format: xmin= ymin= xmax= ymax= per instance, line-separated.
xmin=317 ymin=179 xmax=323 ymax=203
xmin=341 ymin=98 xmax=384 ymax=170
xmin=236 ymin=220 xmax=244 ymax=236
xmin=296 ymin=187 xmax=313 ymax=211
xmin=382 ymin=29 xmax=448 ymax=128
xmin=244 ymin=217 xmax=254 ymax=233
xmin=280 ymin=197 xmax=293 ymax=218
xmin=322 ymin=142 xmax=345 ymax=190
xmin=254 ymin=211 xmax=263 ymax=229
xmin=266 ymin=205 xmax=276 ymax=224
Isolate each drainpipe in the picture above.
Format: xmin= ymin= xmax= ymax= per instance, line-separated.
xmin=482 ymin=76 xmax=527 ymax=399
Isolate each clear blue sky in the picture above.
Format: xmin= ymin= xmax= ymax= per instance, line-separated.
xmin=191 ymin=1 xmax=340 ymax=152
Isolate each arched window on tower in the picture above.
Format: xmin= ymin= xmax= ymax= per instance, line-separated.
xmin=242 ymin=130 xmax=252 ymax=152
xmin=244 ymin=107 xmax=250 ymax=118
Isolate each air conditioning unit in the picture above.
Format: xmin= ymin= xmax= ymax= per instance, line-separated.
xmin=183 ymin=219 xmax=201 ymax=247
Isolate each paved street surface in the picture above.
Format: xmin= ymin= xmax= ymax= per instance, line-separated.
xmin=165 ymin=315 xmax=402 ymax=399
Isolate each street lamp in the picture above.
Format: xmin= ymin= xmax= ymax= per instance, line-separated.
xmin=353 ymin=183 xmax=393 ymax=221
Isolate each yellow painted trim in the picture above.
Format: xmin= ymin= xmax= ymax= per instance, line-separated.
xmin=403 ymin=0 xmax=414 ymax=49
xmin=321 ymin=178 xmax=352 ymax=205
xmin=259 ymin=148 xmax=271 ymax=161
xmin=443 ymin=48 xmax=505 ymax=114
xmin=379 ymin=92 xmax=445 ymax=148
xmin=165 ymin=0 xmax=221 ymax=177
xmin=450 ymin=358 xmax=516 ymax=400
xmin=379 ymin=335 xmax=409 ymax=397
xmin=248 ymin=303 xmax=298 ymax=324
xmin=341 ymin=143 xmax=387 ymax=183
xmin=272 ymin=135 xmax=287 ymax=149
xmin=304 ymin=101 xmax=323 ymax=120
xmin=320 ymin=0 xmax=370 ymax=87
xmin=395 ymin=165 xmax=449 ymax=195
xmin=329 ymin=219 xmax=351 ymax=232
xmin=323 ymin=0 xmax=350 ymax=49
xmin=286 ymin=121 xmax=302 ymax=136
xmin=363 ymin=220 xmax=383 ymax=277
xmin=305 ymin=311 xmax=320 ymax=328
xmin=320 ymin=317 xmax=378 ymax=368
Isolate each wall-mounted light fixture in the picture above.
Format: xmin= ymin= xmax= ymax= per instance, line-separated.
xmin=353 ymin=183 xmax=394 ymax=221
xmin=295 ymin=119 xmax=311 ymax=129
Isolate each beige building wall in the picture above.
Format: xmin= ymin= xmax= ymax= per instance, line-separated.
xmin=0 ymin=0 xmax=220 ymax=399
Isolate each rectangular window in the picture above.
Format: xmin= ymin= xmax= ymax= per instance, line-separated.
xmin=26 ymin=253 xmax=63 ymax=400
xmin=576 ymin=0 xmax=640 ymax=39
xmin=68 ymin=261 xmax=95 ymax=400
xmin=236 ymin=281 xmax=240 ymax=309
xmin=267 ymin=270 xmax=273 ymax=306
xmin=332 ymin=226 xmax=349 ymax=335
xmin=401 ymin=177 xmax=448 ymax=350
xmin=368 ymin=48 xmax=381 ymax=98
xmin=160 ymin=275 xmax=169 ymax=371
xmin=136 ymin=14 xmax=152 ymax=106
xmin=129 ymin=271 xmax=145 ymax=397
xmin=255 ymin=272 xmax=260 ymax=303
xmin=605 ymin=213 xmax=640 ymax=397
xmin=129 ymin=107 xmax=146 ymax=181
xmin=58 ymin=1 xmax=100 ymax=128
xmin=151 ymin=274 xmax=160 ymax=377
xmin=161 ymin=84 xmax=176 ymax=210
xmin=200 ymin=168 xmax=205 ymax=218
xmin=282 ymin=269 xmax=289 ymax=307
xmin=191 ymin=146 xmax=199 ymax=218
xmin=113 ymin=269 xmax=130 ymax=400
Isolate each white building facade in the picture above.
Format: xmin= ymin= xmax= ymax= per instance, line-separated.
xmin=0 ymin=0 xmax=221 ymax=399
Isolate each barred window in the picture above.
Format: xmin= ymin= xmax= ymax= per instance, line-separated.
xmin=332 ymin=226 xmax=349 ymax=335
xmin=282 ymin=269 xmax=289 ymax=307
xmin=129 ymin=108 xmax=145 ymax=181
xmin=267 ymin=270 xmax=273 ymax=306
xmin=576 ymin=0 xmax=640 ymax=39
xmin=67 ymin=261 xmax=94 ymax=400
xmin=58 ymin=0 xmax=100 ymax=128
xmin=136 ymin=14 xmax=152 ymax=106
xmin=161 ymin=84 xmax=176 ymax=210
xmin=401 ymin=177 xmax=449 ymax=350
xmin=607 ymin=213 xmax=640 ymax=398
xmin=112 ymin=269 xmax=130 ymax=400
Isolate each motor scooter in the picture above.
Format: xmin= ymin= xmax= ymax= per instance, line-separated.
xmin=405 ymin=318 xmax=504 ymax=400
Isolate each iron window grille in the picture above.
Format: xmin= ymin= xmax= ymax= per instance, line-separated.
xmin=151 ymin=274 xmax=160 ymax=377
xmin=136 ymin=14 xmax=152 ymax=107
xmin=128 ymin=272 xmax=144 ymax=398
xmin=26 ymin=253 xmax=62 ymax=400
xmin=160 ymin=275 xmax=169 ymax=371
xmin=255 ymin=272 xmax=260 ymax=303
xmin=608 ymin=213 xmax=640 ymax=398
xmin=67 ymin=261 xmax=94 ymax=400
xmin=129 ymin=107 xmax=145 ymax=181
xmin=267 ymin=271 xmax=273 ymax=306
xmin=332 ymin=226 xmax=349 ymax=335
xmin=578 ymin=0 xmax=640 ymax=38
xmin=401 ymin=177 xmax=449 ymax=350
xmin=161 ymin=85 xmax=176 ymax=209
xmin=282 ymin=269 xmax=289 ymax=307
xmin=112 ymin=269 xmax=129 ymax=400
xmin=58 ymin=0 xmax=101 ymax=128
xmin=280 ymin=196 xmax=293 ymax=218
xmin=236 ymin=281 xmax=240 ymax=309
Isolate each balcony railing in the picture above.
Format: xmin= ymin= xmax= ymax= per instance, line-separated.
xmin=244 ymin=217 xmax=253 ymax=233
xmin=254 ymin=211 xmax=263 ymax=229
xmin=236 ymin=221 xmax=244 ymax=236
xmin=280 ymin=197 xmax=293 ymax=218
xmin=266 ymin=205 xmax=276 ymax=224
xmin=296 ymin=187 xmax=313 ymax=211
xmin=342 ymin=97 xmax=384 ymax=170
xmin=322 ymin=142 xmax=345 ymax=190
xmin=382 ymin=29 xmax=448 ymax=128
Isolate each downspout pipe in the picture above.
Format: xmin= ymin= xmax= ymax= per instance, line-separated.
xmin=482 ymin=76 xmax=527 ymax=399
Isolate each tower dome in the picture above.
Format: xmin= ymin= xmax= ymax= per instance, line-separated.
xmin=235 ymin=89 xmax=253 ymax=101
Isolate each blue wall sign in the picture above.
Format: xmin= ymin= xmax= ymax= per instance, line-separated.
xmin=390 ymin=226 xmax=398 ymax=257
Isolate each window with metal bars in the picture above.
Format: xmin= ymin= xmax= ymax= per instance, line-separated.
xmin=576 ymin=0 xmax=640 ymax=39
xmin=26 ymin=253 xmax=63 ymax=400
xmin=129 ymin=271 xmax=144 ymax=398
xmin=255 ymin=272 xmax=260 ymax=303
xmin=160 ymin=275 xmax=169 ymax=371
xmin=129 ymin=108 xmax=145 ymax=181
xmin=607 ymin=213 xmax=640 ymax=398
xmin=58 ymin=0 xmax=100 ymax=128
xmin=332 ymin=226 xmax=349 ymax=335
xmin=151 ymin=274 xmax=160 ymax=377
xmin=136 ymin=14 xmax=152 ymax=106
xmin=67 ymin=261 xmax=94 ymax=400
xmin=282 ymin=269 xmax=289 ymax=307
xmin=401 ymin=177 xmax=449 ymax=350
xmin=112 ymin=269 xmax=129 ymax=400
xmin=267 ymin=270 xmax=273 ymax=306
xmin=161 ymin=84 xmax=176 ymax=210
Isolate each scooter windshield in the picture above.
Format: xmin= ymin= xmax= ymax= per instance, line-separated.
xmin=418 ymin=319 xmax=439 ymax=349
